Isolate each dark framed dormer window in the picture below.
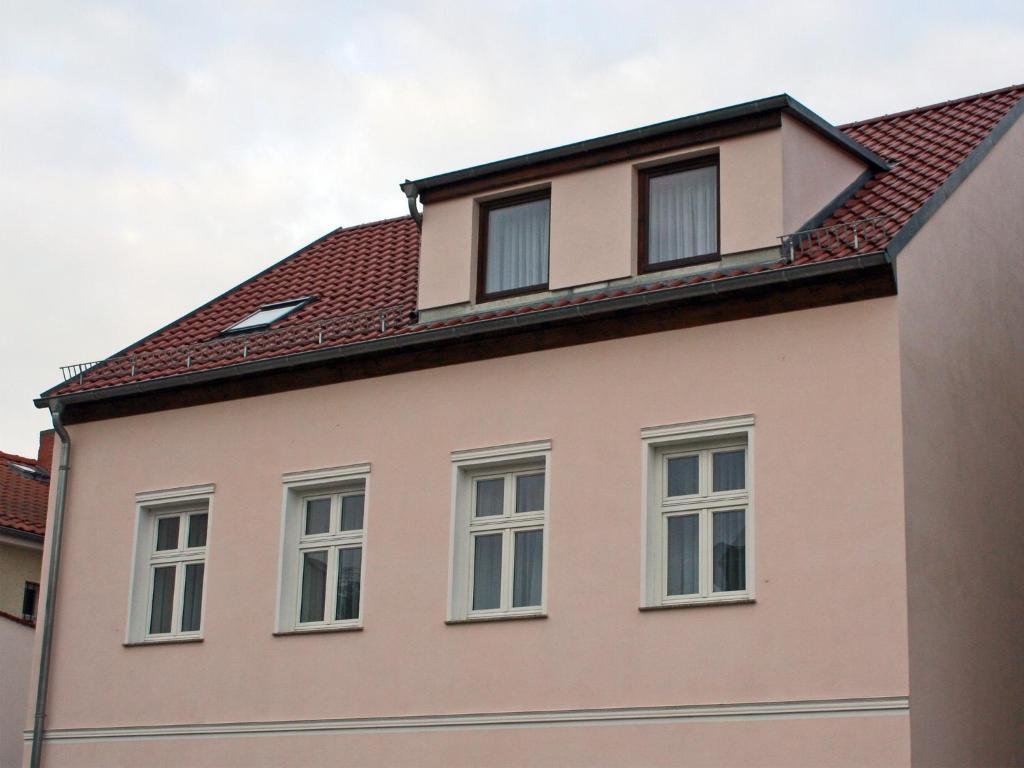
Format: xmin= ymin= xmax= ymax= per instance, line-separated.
xmin=477 ymin=189 xmax=551 ymax=302
xmin=638 ymin=155 xmax=719 ymax=273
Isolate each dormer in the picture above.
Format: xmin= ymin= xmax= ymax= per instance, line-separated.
xmin=402 ymin=95 xmax=887 ymax=320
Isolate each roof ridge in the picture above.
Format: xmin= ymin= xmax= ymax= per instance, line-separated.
xmin=840 ymin=83 xmax=1024 ymax=130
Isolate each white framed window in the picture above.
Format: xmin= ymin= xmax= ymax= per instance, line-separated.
xmin=449 ymin=440 xmax=550 ymax=622
xmin=641 ymin=416 xmax=754 ymax=608
xmin=127 ymin=484 xmax=214 ymax=644
xmin=276 ymin=464 xmax=369 ymax=633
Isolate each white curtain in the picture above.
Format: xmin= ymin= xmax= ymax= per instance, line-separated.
xmin=713 ymin=510 xmax=745 ymax=592
xmin=486 ymin=199 xmax=550 ymax=293
xmin=335 ymin=547 xmax=362 ymax=620
xmin=512 ymin=529 xmax=543 ymax=607
xmin=649 ymin=165 xmax=717 ymax=263
xmin=472 ymin=534 xmax=502 ymax=610
xmin=666 ymin=515 xmax=699 ymax=595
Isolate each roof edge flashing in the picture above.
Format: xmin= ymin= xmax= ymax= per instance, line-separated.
xmin=404 ymin=94 xmax=886 ymax=196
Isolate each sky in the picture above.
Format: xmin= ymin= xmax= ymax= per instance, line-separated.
xmin=2 ymin=0 xmax=1022 ymax=457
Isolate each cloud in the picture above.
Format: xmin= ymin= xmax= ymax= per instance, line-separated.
xmin=1 ymin=0 xmax=1022 ymax=454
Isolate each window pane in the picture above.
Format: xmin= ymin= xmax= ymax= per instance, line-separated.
xmin=648 ymin=164 xmax=717 ymax=264
xmin=304 ymin=498 xmax=331 ymax=535
xmin=713 ymin=450 xmax=745 ymax=492
xmin=22 ymin=582 xmax=39 ymax=620
xmin=181 ymin=563 xmax=204 ymax=632
xmin=472 ymin=534 xmax=502 ymax=610
xmin=666 ymin=455 xmax=699 ymax=496
xmin=515 ymin=473 xmax=545 ymax=513
xmin=485 ymin=198 xmax=550 ymax=294
xmin=340 ymin=495 xmax=364 ymax=531
xmin=666 ymin=515 xmax=699 ymax=596
xmin=187 ymin=513 xmax=208 ymax=548
xmin=299 ymin=551 xmax=328 ymax=623
xmin=149 ymin=566 xmax=176 ymax=633
xmin=512 ymin=529 xmax=543 ymax=607
xmin=713 ymin=510 xmax=746 ymax=592
xmin=155 ymin=516 xmax=179 ymax=551
xmin=335 ymin=547 xmax=362 ymax=621
xmin=474 ymin=478 xmax=504 ymax=517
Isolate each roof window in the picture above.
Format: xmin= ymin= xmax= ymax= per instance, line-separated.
xmin=8 ymin=461 xmax=48 ymax=479
xmin=222 ymin=298 xmax=312 ymax=334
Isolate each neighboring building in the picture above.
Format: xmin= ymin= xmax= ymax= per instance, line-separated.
xmin=27 ymin=85 xmax=1023 ymax=767
xmin=0 ymin=432 xmax=52 ymax=768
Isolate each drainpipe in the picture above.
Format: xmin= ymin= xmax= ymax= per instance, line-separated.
xmin=403 ymin=181 xmax=422 ymax=228
xmin=29 ymin=401 xmax=71 ymax=768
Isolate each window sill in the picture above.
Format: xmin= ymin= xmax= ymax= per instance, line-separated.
xmin=123 ymin=636 xmax=203 ymax=647
xmin=446 ymin=612 xmax=547 ymax=626
xmin=639 ymin=596 xmax=755 ymax=611
xmin=273 ymin=625 xmax=363 ymax=637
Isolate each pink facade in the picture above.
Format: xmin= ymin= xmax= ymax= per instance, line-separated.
xmin=32 ymin=299 xmax=910 ymax=766
xmin=25 ymin=88 xmax=1024 ymax=766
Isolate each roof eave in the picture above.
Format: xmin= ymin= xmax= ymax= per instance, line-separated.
xmin=37 ymin=252 xmax=892 ymax=412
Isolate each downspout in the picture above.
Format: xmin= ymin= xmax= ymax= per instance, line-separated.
xmin=29 ymin=401 xmax=71 ymax=768
xmin=403 ymin=181 xmax=422 ymax=229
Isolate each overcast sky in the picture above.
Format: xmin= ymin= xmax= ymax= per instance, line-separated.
xmin=2 ymin=1 xmax=1022 ymax=456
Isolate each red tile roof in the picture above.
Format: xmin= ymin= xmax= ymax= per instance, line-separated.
xmin=46 ymin=85 xmax=1024 ymax=398
xmin=0 ymin=448 xmax=50 ymax=538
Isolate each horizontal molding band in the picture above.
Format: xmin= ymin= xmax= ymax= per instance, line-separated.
xmin=30 ymin=696 xmax=908 ymax=743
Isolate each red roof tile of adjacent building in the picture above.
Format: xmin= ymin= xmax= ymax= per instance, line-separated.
xmin=0 ymin=447 xmax=50 ymax=538
xmin=45 ymin=85 xmax=1024 ymax=398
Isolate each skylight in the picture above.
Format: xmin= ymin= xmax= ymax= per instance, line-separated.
xmin=223 ymin=298 xmax=311 ymax=334
xmin=9 ymin=461 xmax=47 ymax=479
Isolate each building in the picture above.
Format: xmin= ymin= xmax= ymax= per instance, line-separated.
xmin=1 ymin=431 xmax=52 ymax=768
xmin=26 ymin=85 xmax=1024 ymax=767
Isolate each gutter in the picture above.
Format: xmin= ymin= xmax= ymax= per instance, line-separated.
xmin=29 ymin=403 xmax=71 ymax=768
xmin=403 ymin=182 xmax=422 ymax=228
xmin=37 ymin=251 xmax=891 ymax=411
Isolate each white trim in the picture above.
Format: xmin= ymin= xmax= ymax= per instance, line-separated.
xmin=448 ymin=442 xmax=551 ymax=621
xmin=640 ymin=414 xmax=754 ymax=442
xmin=451 ymin=440 xmax=552 ymax=466
xmin=26 ymin=696 xmax=908 ymax=743
xmin=282 ymin=463 xmax=371 ymax=488
xmin=126 ymin=485 xmax=214 ymax=644
xmin=641 ymin=415 xmax=755 ymax=608
xmin=135 ymin=484 xmax=215 ymax=504
xmin=276 ymin=466 xmax=370 ymax=633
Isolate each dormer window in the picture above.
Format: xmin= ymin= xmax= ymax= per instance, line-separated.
xmin=638 ymin=156 xmax=719 ymax=273
xmin=223 ymin=298 xmax=311 ymax=334
xmin=477 ymin=190 xmax=550 ymax=302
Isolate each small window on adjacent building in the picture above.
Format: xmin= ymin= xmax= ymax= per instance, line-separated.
xmin=22 ymin=582 xmax=39 ymax=621
xmin=638 ymin=156 xmax=719 ymax=272
xmin=127 ymin=485 xmax=214 ymax=643
xmin=641 ymin=416 xmax=753 ymax=608
xmin=277 ymin=464 xmax=369 ymax=634
xmin=478 ymin=190 xmax=551 ymax=301
xmin=449 ymin=441 xmax=550 ymax=621
xmin=223 ymin=298 xmax=311 ymax=334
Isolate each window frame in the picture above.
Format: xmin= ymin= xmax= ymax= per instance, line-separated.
xmin=476 ymin=188 xmax=552 ymax=303
xmin=448 ymin=440 xmax=551 ymax=622
xmin=22 ymin=581 xmax=39 ymax=621
xmin=221 ymin=297 xmax=313 ymax=335
xmin=126 ymin=484 xmax=214 ymax=645
xmin=640 ymin=416 xmax=754 ymax=609
xmin=637 ymin=155 xmax=721 ymax=274
xmin=276 ymin=463 xmax=370 ymax=635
